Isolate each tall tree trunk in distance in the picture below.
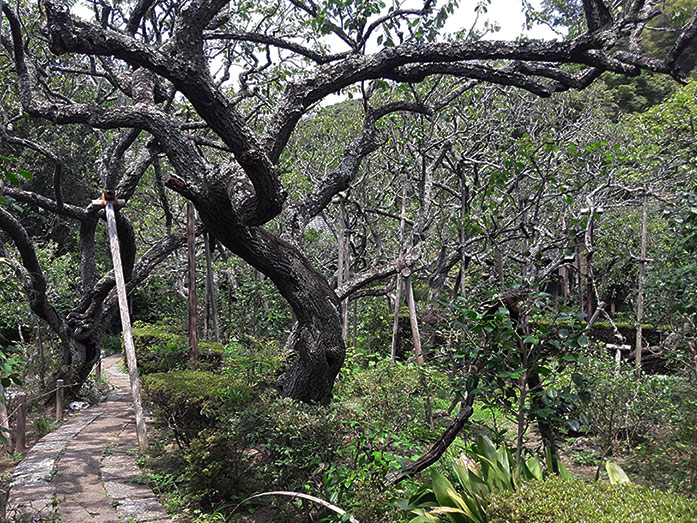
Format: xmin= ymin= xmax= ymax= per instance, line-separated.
xmin=352 ymin=299 xmax=358 ymax=352
xmin=204 ymin=232 xmax=220 ymax=342
xmin=577 ymin=232 xmax=586 ymax=315
xmin=635 ymin=191 xmax=649 ymax=374
xmin=187 ymin=201 xmax=198 ymax=361
xmin=337 ymin=200 xmax=350 ymax=340
xmin=496 ymin=246 xmax=504 ymax=288
xmin=405 ymin=274 xmax=434 ymax=429
xmin=391 ymin=169 xmax=409 ymax=363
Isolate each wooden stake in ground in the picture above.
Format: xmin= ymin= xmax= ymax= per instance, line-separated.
xmin=92 ymin=193 xmax=148 ymax=452
xmin=635 ymin=191 xmax=649 ymax=375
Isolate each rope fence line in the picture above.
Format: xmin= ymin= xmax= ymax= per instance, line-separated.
xmin=1 ymin=378 xmax=85 ymax=453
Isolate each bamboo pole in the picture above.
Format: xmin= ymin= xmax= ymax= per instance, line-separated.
xmin=390 ymin=275 xmax=404 ymax=363
xmin=391 ymin=170 xmax=409 ymax=363
xmin=404 ymin=274 xmax=424 ymax=366
xmin=405 ymin=274 xmax=433 ymax=429
xmin=99 ymin=198 xmax=148 ymax=452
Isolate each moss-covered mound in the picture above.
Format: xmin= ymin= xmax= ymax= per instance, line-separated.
xmin=130 ymin=323 xmax=224 ymax=374
xmin=142 ymin=370 xmax=248 ymax=446
xmin=488 ymin=476 xmax=697 ymax=522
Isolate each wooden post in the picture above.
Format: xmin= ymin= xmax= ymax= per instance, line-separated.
xmin=187 ymin=201 xmax=198 ymax=361
xmin=404 ymin=273 xmax=434 ymax=429
xmin=92 ymin=195 xmax=148 ymax=452
xmin=56 ymin=379 xmax=64 ymax=422
xmin=405 ymin=274 xmax=424 ymax=366
xmin=15 ymin=393 xmax=26 ymax=453
xmin=635 ymin=191 xmax=649 ymax=374
xmin=390 ymin=275 xmax=404 ymax=363
xmin=95 ymin=358 xmax=102 ymax=381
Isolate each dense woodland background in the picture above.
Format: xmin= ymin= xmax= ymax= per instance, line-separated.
xmin=2 ymin=0 xmax=697 ymax=521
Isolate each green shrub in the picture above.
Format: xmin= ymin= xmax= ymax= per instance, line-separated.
xmin=130 ymin=323 xmax=224 ymax=375
xmin=237 ymin=390 xmax=346 ymax=490
xmin=156 ymin=389 xmax=347 ymax=514
xmin=579 ymin=350 xmax=680 ymax=454
xmin=487 ymin=476 xmax=697 ymax=522
xmin=184 ymin=429 xmax=257 ymax=508
xmin=335 ymin=358 xmax=451 ymax=443
xmin=142 ymin=370 xmax=248 ymax=446
xmin=223 ymin=336 xmax=284 ymax=387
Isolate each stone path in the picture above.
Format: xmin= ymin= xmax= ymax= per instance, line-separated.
xmin=6 ymin=355 xmax=171 ymax=522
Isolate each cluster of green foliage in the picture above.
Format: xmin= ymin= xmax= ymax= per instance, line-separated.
xmin=487 ymin=476 xmax=697 ymax=522
xmin=131 ymin=323 xmax=224 ymax=375
xmin=142 ymin=370 xmax=247 ymax=447
xmin=577 ymin=349 xmax=689 ymax=455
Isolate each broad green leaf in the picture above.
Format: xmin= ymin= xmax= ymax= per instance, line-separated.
xmin=605 ymin=461 xmax=631 ymax=484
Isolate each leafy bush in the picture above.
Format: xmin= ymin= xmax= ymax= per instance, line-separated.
xmin=131 ymin=323 xmax=224 ymax=375
xmin=578 ymin=350 xmax=681 ymax=454
xmin=223 ymin=336 xmax=284 ymax=387
xmin=487 ymin=475 xmax=697 ymax=522
xmin=158 ymin=389 xmax=347 ymax=515
xmin=335 ymin=357 xmax=450 ymax=443
xmin=142 ymin=370 xmax=248 ymax=446
xmin=183 ymin=429 xmax=257 ymax=508
xmin=236 ymin=390 xmax=346 ymax=490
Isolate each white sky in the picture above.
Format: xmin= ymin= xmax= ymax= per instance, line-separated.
xmin=465 ymin=0 xmax=560 ymax=40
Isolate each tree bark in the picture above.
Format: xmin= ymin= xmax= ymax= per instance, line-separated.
xmin=174 ymin=181 xmax=344 ymax=404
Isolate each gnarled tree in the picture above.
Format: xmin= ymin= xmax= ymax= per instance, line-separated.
xmin=1 ymin=0 xmax=695 ymax=403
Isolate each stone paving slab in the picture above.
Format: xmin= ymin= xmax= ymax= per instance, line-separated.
xmin=115 ymin=498 xmax=171 ymax=522
xmin=103 ymin=479 xmax=154 ymax=500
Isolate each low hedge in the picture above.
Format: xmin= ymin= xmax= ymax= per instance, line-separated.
xmin=487 ymin=476 xmax=697 ymax=522
xmin=142 ymin=370 xmax=249 ymax=446
xmin=129 ymin=323 xmax=224 ymax=375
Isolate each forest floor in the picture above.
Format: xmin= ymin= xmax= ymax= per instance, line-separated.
xmin=4 ymin=355 xmax=170 ymax=522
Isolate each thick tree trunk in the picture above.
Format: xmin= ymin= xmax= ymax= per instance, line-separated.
xmin=187 ymin=186 xmax=344 ymax=404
